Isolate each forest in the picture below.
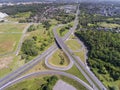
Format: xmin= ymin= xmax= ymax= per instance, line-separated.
xmin=75 ymin=30 xmax=120 ymax=87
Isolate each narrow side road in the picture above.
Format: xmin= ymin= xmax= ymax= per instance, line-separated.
xmin=15 ymin=23 xmax=32 ymax=55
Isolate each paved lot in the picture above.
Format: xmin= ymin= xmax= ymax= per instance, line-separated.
xmin=53 ymin=80 xmax=76 ymax=90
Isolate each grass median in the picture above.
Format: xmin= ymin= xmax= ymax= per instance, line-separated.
xmin=48 ymin=49 xmax=70 ymax=67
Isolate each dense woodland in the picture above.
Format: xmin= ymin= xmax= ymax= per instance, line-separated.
xmin=75 ymin=30 xmax=120 ymax=80
xmin=76 ymin=3 xmax=120 ymax=89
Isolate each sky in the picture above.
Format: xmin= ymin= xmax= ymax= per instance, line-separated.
xmin=0 ymin=0 xmax=120 ymax=3
xmin=78 ymin=0 xmax=120 ymax=1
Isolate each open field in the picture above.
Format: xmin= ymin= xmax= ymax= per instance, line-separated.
xmin=48 ymin=49 xmax=70 ymax=67
xmin=74 ymin=49 xmax=86 ymax=63
xmin=0 ymin=34 xmax=22 ymax=55
xmin=65 ymin=38 xmax=86 ymax=63
xmin=65 ymin=39 xmax=82 ymax=51
xmin=0 ymin=23 xmax=27 ymax=32
xmin=0 ymin=23 xmax=28 ymax=77
xmin=0 ymin=23 xmax=27 ymax=55
xmin=0 ymin=55 xmax=23 ymax=78
xmin=6 ymin=12 xmax=31 ymax=22
xmin=107 ymin=18 xmax=120 ymax=21
xmin=49 ymin=19 xmax=58 ymax=26
xmin=0 ymin=23 xmax=52 ymax=78
xmin=98 ymin=22 xmax=120 ymax=28
xmin=0 ymin=56 xmax=13 ymax=69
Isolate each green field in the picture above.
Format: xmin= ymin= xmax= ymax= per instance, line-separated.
xmin=0 ymin=23 xmax=27 ymax=32
xmin=65 ymin=39 xmax=82 ymax=51
xmin=7 ymin=12 xmax=31 ymax=22
xmin=0 ymin=23 xmax=28 ymax=78
xmin=0 ymin=23 xmax=28 ymax=55
xmin=0 ymin=34 xmax=22 ymax=55
xmin=65 ymin=38 xmax=86 ymax=63
xmin=74 ymin=49 xmax=86 ymax=63
xmin=49 ymin=49 xmax=70 ymax=67
xmin=107 ymin=18 xmax=120 ymax=21
xmin=0 ymin=55 xmax=24 ymax=78
xmin=98 ymin=22 xmax=120 ymax=28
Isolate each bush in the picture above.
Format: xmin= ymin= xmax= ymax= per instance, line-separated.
xmin=38 ymin=76 xmax=58 ymax=90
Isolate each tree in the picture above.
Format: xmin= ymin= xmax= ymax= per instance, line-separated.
xmin=21 ymin=39 xmax=38 ymax=56
xmin=42 ymin=21 xmax=51 ymax=30
xmin=32 ymin=36 xmax=37 ymax=41
xmin=109 ymin=85 xmax=119 ymax=90
xmin=75 ymin=30 xmax=120 ymax=81
xmin=28 ymin=25 xmax=36 ymax=32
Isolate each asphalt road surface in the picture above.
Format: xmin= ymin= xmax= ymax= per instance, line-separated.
xmin=0 ymin=6 xmax=80 ymax=89
xmin=53 ymin=15 xmax=107 ymax=90
xmin=0 ymin=70 xmax=93 ymax=90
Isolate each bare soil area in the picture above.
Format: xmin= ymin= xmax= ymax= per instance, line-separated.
xmin=0 ymin=56 xmax=13 ymax=69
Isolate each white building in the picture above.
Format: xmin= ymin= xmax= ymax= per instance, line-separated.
xmin=0 ymin=12 xmax=8 ymax=18
xmin=0 ymin=12 xmax=8 ymax=22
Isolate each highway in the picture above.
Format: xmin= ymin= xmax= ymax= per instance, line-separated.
xmin=0 ymin=5 xmax=106 ymax=90
xmin=53 ymin=19 xmax=107 ymax=90
xmin=0 ymin=70 xmax=93 ymax=90
xmin=45 ymin=42 xmax=75 ymax=71
xmin=0 ymin=6 xmax=80 ymax=89
xmin=0 ymin=45 xmax=57 ymax=88
xmin=44 ymin=5 xmax=80 ymax=71
xmin=45 ymin=47 xmax=74 ymax=71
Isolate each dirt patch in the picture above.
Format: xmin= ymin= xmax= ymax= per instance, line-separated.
xmin=0 ymin=56 xmax=13 ymax=69
xmin=0 ymin=40 xmax=13 ymax=52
